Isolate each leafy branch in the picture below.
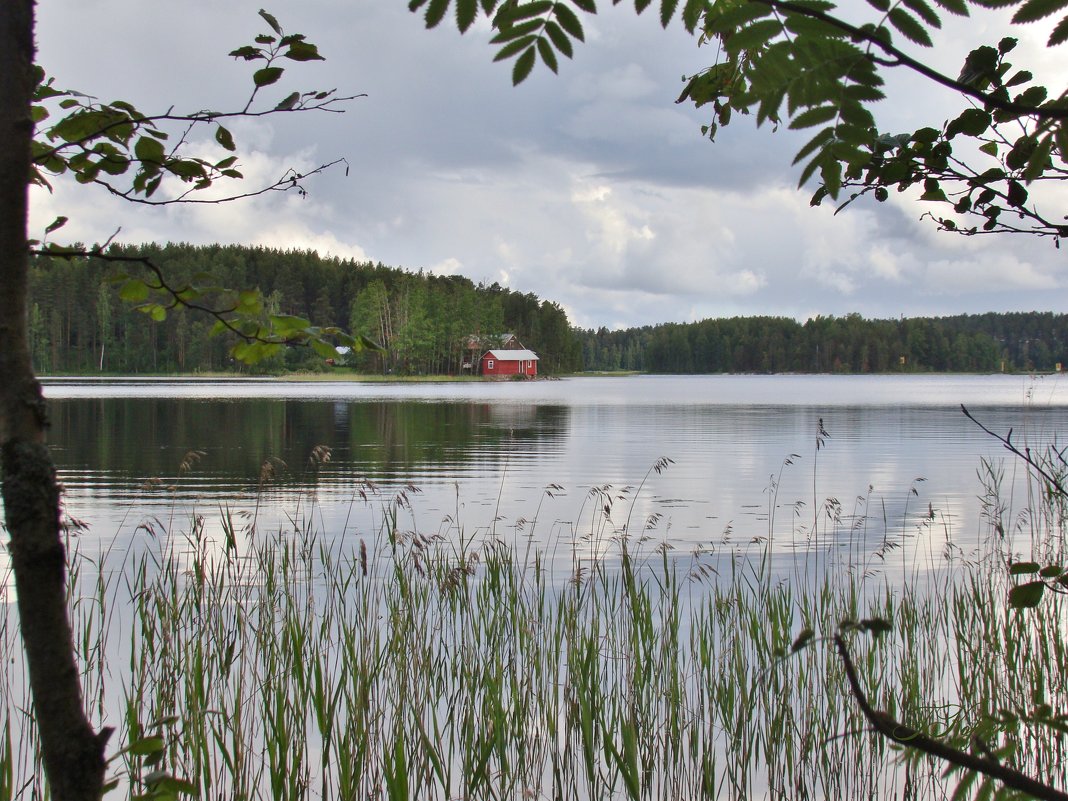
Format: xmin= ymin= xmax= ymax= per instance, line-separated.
xmin=32 ymin=9 xmax=365 ymax=206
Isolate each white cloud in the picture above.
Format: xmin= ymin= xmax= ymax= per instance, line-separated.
xmin=924 ymin=255 xmax=1061 ymax=294
xmin=428 ymin=257 xmax=463 ymax=276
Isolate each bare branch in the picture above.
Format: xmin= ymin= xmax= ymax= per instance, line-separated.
xmin=961 ymin=405 xmax=1068 ymax=497
xmin=835 ymin=634 xmax=1068 ymax=801
xmin=89 ymin=158 xmax=349 ymax=206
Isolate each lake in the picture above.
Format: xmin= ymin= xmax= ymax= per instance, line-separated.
xmin=6 ymin=372 xmax=1068 ymax=799
xmin=27 ymin=373 xmax=1068 ymax=578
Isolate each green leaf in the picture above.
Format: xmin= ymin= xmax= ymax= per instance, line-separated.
xmin=134 ymin=136 xmax=166 ymax=164
xmin=821 ymin=158 xmax=843 ymax=196
xmin=920 ymin=177 xmax=948 ymax=201
xmin=499 ymin=0 xmax=554 ymax=25
xmin=143 ymin=303 xmax=167 ymax=322
xmin=544 ymin=21 xmax=575 ymax=57
xmin=494 ymin=35 xmax=538 ymax=62
xmin=270 ymin=314 xmax=312 ymax=334
xmin=166 ymin=159 xmax=206 ymax=179
xmin=44 ymin=215 xmax=68 ymax=234
xmin=945 ymin=108 xmax=990 ymax=138
xmin=512 ymin=46 xmax=537 ymax=84
xmin=229 ymin=45 xmax=263 ymax=61
xmin=119 ymin=279 xmax=149 ymax=303
xmin=903 ymin=0 xmax=942 ymax=27
xmin=491 ymin=18 xmax=544 ymax=43
xmin=1024 ymin=134 xmax=1054 ymax=181
xmin=311 ymin=338 xmax=340 ymax=360
xmin=789 ymin=105 xmax=839 ymax=130
xmin=215 ymin=126 xmax=236 ymax=151
xmin=888 ymin=8 xmax=933 ymax=46
xmin=284 ymin=41 xmax=324 ymax=61
xmin=1007 ymin=135 xmax=1037 ymax=170
xmin=1050 ymin=12 xmax=1068 ymax=44
xmin=553 ymin=2 xmax=586 ymax=40
xmin=258 ymin=8 xmax=283 ymax=34
xmin=127 ymin=735 xmax=166 ymax=756
xmin=253 ymin=67 xmax=285 ymax=87
xmin=682 ymin=0 xmax=705 ymax=30
xmin=1012 ymin=0 xmax=1068 ymax=24
xmin=912 ymin=126 xmax=941 ymax=144
xmin=52 ymin=110 xmax=118 ymax=144
xmin=1040 ymin=564 xmax=1065 ymax=578
xmin=457 ymin=0 xmax=480 ymax=30
xmin=1004 ymin=69 xmax=1033 ymax=88
xmin=660 ymin=0 xmax=680 ymax=27
xmin=1009 ymin=580 xmax=1046 ymax=609
xmin=537 ymin=37 xmax=560 ymax=72
xmin=932 ymin=0 xmax=968 ymax=14
xmin=958 ymin=44 xmax=1000 ymax=88
xmin=236 ymin=290 xmax=263 ymax=315
xmin=724 ymin=19 xmax=783 ymax=53
xmin=275 ymin=92 xmax=301 ymax=110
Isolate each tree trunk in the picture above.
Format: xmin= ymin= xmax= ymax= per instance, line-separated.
xmin=0 ymin=2 xmax=111 ymax=799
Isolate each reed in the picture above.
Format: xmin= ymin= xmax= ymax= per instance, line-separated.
xmin=0 ymin=451 xmax=1065 ymax=800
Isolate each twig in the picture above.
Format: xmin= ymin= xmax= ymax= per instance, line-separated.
xmin=835 ymin=634 xmax=1068 ymax=801
xmin=961 ymin=405 xmax=1068 ymax=498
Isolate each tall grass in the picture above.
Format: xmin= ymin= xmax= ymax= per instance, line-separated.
xmin=0 ymin=454 xmax=1065 ymax=800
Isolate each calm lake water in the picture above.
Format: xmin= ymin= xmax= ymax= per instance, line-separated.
xmin=21 ymin=373 xmax=1068 ymax=577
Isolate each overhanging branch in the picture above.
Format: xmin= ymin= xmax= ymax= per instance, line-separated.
xmin=751 ymin=0 xmax=1068 ymax=121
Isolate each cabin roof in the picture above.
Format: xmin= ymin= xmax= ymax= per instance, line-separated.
xmin=483 ymin=349 xmax=539 ymax=361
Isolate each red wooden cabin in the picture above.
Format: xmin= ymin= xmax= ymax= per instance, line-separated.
xmin=480 ymin=349 xmax=539 ymax=378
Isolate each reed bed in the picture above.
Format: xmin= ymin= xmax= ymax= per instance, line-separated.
xmin=1 ymin=459 xmax=1066 ymax=800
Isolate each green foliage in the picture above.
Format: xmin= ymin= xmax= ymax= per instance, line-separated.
xmin=1007 ymin=561 xmax=1068 ymax=608
xmin=411 ymin=0 xmax=1068 ymax=241
xmin=31 ymin=11 xmax=346 ymax=205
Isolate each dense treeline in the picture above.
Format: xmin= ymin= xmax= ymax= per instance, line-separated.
xmin=28 ymin=243 xmax=582 ymax=375
xmin=580 ymin=313 xmax=1068 ymax=373
xmin=30 ymin=243 xmax=1066 ymax=376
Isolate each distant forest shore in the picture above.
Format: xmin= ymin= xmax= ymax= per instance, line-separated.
xmin=30 ymin=243 xmax=1067 ymax=375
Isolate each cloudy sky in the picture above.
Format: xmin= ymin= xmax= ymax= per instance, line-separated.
xmin=32 ymin=0 xmax=1067 ymax=330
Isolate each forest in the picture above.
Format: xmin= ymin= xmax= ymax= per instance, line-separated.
xmin=580 ymin=313 xmax=1068 ymax=374
xmin=28 ymin=243 xmax=583 ymax=375
xmin=29 ymin=242 xmax=1066 ymax=376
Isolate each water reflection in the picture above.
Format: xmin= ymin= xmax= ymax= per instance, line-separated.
xmin=9 ymin=376 xmax=1068 ymax=578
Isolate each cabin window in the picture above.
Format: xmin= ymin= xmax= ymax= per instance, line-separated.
xmin=487 ymin=359 xmax=495 ymax=370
